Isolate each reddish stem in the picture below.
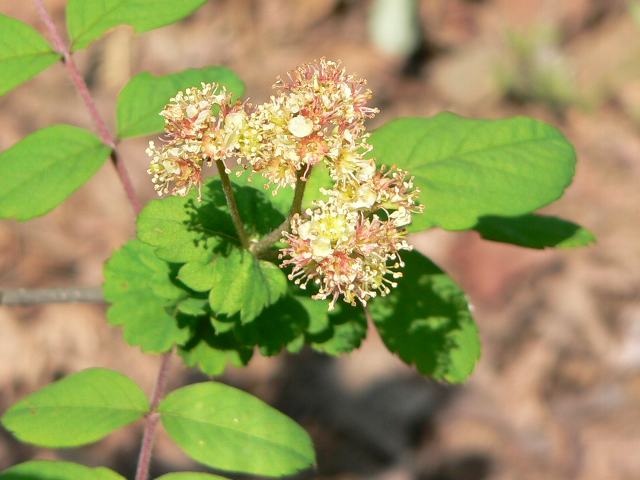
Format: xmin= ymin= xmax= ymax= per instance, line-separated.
xmin=33 ymin=0 xmax=142 ymax=214
xmin=134 ymin=351 xmax=173 ymax=480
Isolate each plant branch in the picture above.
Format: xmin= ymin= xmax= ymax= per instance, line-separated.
xmin=0 ymin=287 xmax=104 ymax=306
xmin=134 ymin=351 xmax=173 ymax=480
xmin=33 ymin=0 xmax=142 ymax=214
xmin=252 ymin=171 xmax=308 ymax=257
xmin=215 ymin=160 xmax=250 ymax=249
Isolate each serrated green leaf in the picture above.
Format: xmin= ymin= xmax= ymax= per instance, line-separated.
xmin=137 ymin=179 xmax=283 ymax=263
xmin=369 ymin=250 xmax=480 ymax=383
xmin=177 ymin=297 xmax=209 ymax=316
xmin=155 ymin=474 xmax=231 ymax=480
xmin=474 ymin=213 xmax=595 ymax=249
xmin=0 ymin=125 xmax=111 ymax=220
xmin=117 ymin=67 xmax=245 ymax=138
xmin=209 ymin=250 xmax=287 ymax=323
xmin=368 ymin=113 xmax=576 ymax=231
xmin=67 ymin=0 xmax=207 ymax=50
xmin=179 ymin=319 xmax=252 ymax=376
xmin=159 ymin=382 xmax=315 ymax=476
xmin=0 ymin=461 xmax=125 ymax=480
xmin=0 ymin=368 xmax=148 ymax=448
xmin=0 ymin=15 xmax=61 ymax=96
xmin=103 ymin=240 xmax=190 ymax=353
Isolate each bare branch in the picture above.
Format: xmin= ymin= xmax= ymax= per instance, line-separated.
xmin=0 ymin=287 xmax=104 ymax=306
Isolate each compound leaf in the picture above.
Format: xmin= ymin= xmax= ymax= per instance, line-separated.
xmin=369 ymin=250 xmax=480 ymax=383
xmin=0 ymin=14 xmax=60 ymax=96
xmin=0 ymin=125 xmax=110 ymax=220
xmin=155 ymin=474 xmax=231 ymax=480
xmin=159 ymin=382 xmax=315 ymax=476
xmin=103 ymin=240 xmax=190 ymax=353
xmin=0 ymin=369 xmax=148 ymax=448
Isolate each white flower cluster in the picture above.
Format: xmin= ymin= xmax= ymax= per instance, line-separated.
xmin=146 ymin=59 xmax=424 ymax=309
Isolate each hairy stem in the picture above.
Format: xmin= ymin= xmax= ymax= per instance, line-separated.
xmin=215 ymin=160 xmax=250 ymax=249
xmin=33 ymin=0 xmax=141 ymax=214
xmin=0 ymin=287 xmax=104 ymax=305
xmin=251 ymin=171 xmax=308 ymax=257
xmin=134 ymin=351 xmax=172 ymax=480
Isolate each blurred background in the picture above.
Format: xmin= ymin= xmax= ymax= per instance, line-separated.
xmin=1 ymin=0 xmax=639 ymax=479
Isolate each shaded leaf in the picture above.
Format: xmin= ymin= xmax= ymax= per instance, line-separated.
xmin=309 ymin=302 xmax=368 ymax=356
xmin=0 ymin=125 xmax=110 ymax=220
xmin=159 ymin=382 xmax=315 ymax=476
xmin=0 ymin=369 xmax=148 ymax=447
xmin=178 ymin=319 xmax=252 ymax=377
xmin=368 ymin=113 xmax=576 ymax=231
xmin=0 ymin=15 xmax=60 ymax=96
xmin=369 ymin=250 xmax=480 ymax=383
xmin=474 ymin=213 xmax=595 ymax=249
xmin=117 ymin=67 xmax=244 ymax=138
xmin=67 ymin=0 xmax=207 ymax=50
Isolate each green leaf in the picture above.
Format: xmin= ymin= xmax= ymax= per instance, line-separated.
xmin=236 ymin=296 xmax=309 ymax=356
xmin=208 ymin=249 xmax=287 ymax=324
xmin=0 ymin=15 xmax=60 ymax=96
xmin=369 ymin=250 xmax=481 ymax=383
xmin=178 ymin=261 xmax=216 ymax=292
xmin=117 ymin=67 xmax=245 ymax=138
xmin=179 ymin=319 xmax=253 ymax=376
xmin=159 ymin=382 xmax=315 ymax=476
xmin=0 ymin=125 xmax=111 ymax=220
xmin=0 ymin=368 xmax=149 ymax=448
xmin=67 ymin=0 xmax=207 ymax=50
xmin=474 ymin=213 xmax=596 ymax=249
xmin=137 ymin=179 xmax=283 ymax=263
xmin=155 ymin=474 xmax=231 ymax=480
xmin=103 ymin=240 xmax=190 ymax=353
xmin=0 ymin=461 xmax=125 ymax=480
xmin=309 ymin=302 xmax=368 ymax=356
xmin=368 ymin=113 xmax=576 ymax=231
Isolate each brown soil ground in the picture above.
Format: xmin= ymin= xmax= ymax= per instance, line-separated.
xmin=1 ymin=1 xmax=639 ymax=479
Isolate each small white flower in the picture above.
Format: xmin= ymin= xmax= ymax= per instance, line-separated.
xmin=288 ymin=115 xmax=314 ymax=138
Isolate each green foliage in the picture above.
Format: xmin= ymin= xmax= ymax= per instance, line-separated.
xmin=474 ymin=214 xmax=596 ymax=249
xmin=117 ymin=67 xmax=245 ymax=138
xmin=0 ymin=125 xmax=111 ymax=220
xmin=137 ymin=179 xmax=283 ymax=263
xmin=208 ymin=249 xmax=288 ymax=323
xmin=155 ymin=474 xmax=231 ymax=480
xmin=368 ymin=113 xmax=576 ymax=232
xmin=0 ymin=15 xmax=60 ymax=96
xmin=309 ymin=302 xmax=368 ymax=356
xmin=66 ymin=0 xmax=208 ymax=50
xmin=0 ymin=461 xmax=125 ymax=480
xmin=103 ymin=240 xmax=190 ymax=353
xmin=369 ymin=251 xmax=481 ymax=383
xmin=0 ymin=368 xmax=149 ymax=447
xmin=159 ymin=382 xmax=315 ymax=476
